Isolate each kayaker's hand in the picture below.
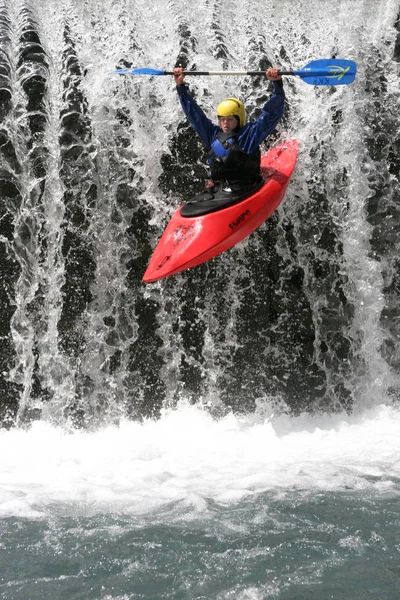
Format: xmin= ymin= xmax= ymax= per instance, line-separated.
xmin=174 ymin=67 xmax=185 ymax=85
xmin=266 ymin=67 xmax=282 ymax=81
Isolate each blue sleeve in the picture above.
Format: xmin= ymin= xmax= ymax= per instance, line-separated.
xmin=237 ymin=81 xmax=285 ymax=153
xmin=176 ymin=85 xmax=219 ymax=149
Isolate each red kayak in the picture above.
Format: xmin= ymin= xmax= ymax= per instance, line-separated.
xmin=143 ymin=139 xmax=299 ymax=282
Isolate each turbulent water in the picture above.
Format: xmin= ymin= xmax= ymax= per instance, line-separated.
xmin=0 ymin=0 xmax=400 ymax=598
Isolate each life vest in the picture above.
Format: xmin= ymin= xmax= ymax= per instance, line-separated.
xmin=208 ymin=131 xmax=261 ymax=185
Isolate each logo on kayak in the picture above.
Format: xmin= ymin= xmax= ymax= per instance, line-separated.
xmin=229 ymin=210 xmax=251 ymax=230
xmin=173 ymin=224 xmax=196 ymax=246
xmin=327 ymin=65 xmax=350 ymax=80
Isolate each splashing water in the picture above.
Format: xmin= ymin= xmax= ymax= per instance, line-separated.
xmin=0 ymin=0 xmax=399 ymax=426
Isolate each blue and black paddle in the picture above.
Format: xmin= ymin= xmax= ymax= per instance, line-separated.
xmin=111 ymin=59 xmax=356 ymax=86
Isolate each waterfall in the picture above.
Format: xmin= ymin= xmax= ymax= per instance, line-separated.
xmin=1 ymin=0 xmax=399 ymax=428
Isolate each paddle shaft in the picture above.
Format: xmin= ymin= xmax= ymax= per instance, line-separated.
xmin=163 ymin=70 xmax=295 ymax=76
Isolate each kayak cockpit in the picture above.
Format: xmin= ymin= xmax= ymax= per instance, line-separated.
xmin=180 ymin=179 xmax=264 ymax=217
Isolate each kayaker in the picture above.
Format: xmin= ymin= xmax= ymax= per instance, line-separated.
xmin=173 ymin=66 xmax=284 ymax=199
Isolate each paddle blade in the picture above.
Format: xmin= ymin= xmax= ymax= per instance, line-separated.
xmin=294 ymin=59 xmax=357 ymax=85
xmin=110 ymin=67 xmax=166 ymax=76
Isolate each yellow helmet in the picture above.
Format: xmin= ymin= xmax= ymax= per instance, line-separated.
xmin=217 ymin=97 xmax=246 ymax=128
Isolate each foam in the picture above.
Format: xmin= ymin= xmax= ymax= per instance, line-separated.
xmin=1 ymin=402 xmax=399 ymax=518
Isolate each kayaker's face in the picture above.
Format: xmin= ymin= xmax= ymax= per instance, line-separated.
xmin=218 ymin=115 xmax=238 ymax=132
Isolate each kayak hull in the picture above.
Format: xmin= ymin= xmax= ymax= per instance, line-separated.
xmin=143 ymin=139 xmax=299 ymax=282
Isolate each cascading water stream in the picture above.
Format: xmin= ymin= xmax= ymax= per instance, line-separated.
xmin=0 ymin=0 xmax=399 ymax=427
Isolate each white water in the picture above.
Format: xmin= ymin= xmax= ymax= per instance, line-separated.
xmin=0 ymin=0 xmax=396 ymax=424
xmin=1 ymin=402 xmax=399 ymax=520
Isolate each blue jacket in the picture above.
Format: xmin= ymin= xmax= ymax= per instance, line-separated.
xmin=176 ymin=81 xmax=285 ymax=153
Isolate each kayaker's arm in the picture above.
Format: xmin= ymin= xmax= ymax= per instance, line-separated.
xmin=238 ymin=81 xmax=285 ymax=152
xmin=176 ymin=84 xmax=219 ymax=149
xmin=258 ymin=80 xmax=285 ymax=135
